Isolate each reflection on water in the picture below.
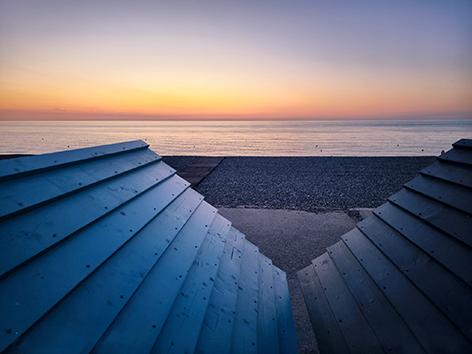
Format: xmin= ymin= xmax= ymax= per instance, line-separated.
xmin=0 ymin=119 xmax=471 ymax=156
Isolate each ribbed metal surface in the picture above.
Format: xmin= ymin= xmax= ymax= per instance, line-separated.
xmin=298 ymin=138 xmax=472 ymax=354
xmin=0 ymin=140 xmax=298 ymax=354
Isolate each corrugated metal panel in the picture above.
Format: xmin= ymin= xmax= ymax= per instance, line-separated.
xmin=298 ymin=139 xmax=472 ymax=353
xmin=0 ymin=140 xmax=298 ymax=354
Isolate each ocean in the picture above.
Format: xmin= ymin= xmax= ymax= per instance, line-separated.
xmin=0 ymin=119 xmax=471 ymax=156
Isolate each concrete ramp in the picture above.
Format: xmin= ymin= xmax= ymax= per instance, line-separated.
xmin=0 ymin=141 xmax=298 ymax=353
xmin=298 ymin=139 xmax=472 ymax=353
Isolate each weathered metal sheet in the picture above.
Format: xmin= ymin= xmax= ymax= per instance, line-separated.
xmin=359 ymin=215 xmax=472 ymax=340
xmin=298 ymin=139 xmax=472 ymax=353
xmin=256 ymin=255 xmax=279 ymax=354
xmin=0 ymin=140 xmax=148 ymax=180
xmin=92 ymin=200 xmax=217 ymax=354
xmin=343 ymin=229 xmax=470 ymax=353
xmin=374 ymin=202 xmax=472 ymax=284
xmin=230 ymin=241 xmax=260 ymax=354
xmin=8 ymin=189 xmax=203 ymax=354
xmin=273 ymin=268 xmax=300 ymax=354
xmin=405 ymin=174 xmax=472 ymax=214
xmin=151 ymin=214 xmax=229 ymax=354
xmin=421 ymin=160 xmax=472 ymax=189
xmin=313 ymin=253 xmax=384 ymax=354
xmin=439 ymin=146 xmax=472 ymax=166
xmin=195 ymin=228 xmax=246 ymax=353
xmin=0 ymin=161 xmax=175 ymax=277
xmin=453 ymin=139 xmax=472 ymax=149
xmin=298 ymin=264 xmax=349 ymax=354
xmin=1 ymin=175 xmax=188 ymax=351
xmin=388 ymin=188 xmax=471 ymax=247
xmin=0 ymin=148 xmax=161 ymax=219
xmin=327 ymin=241 xmax=424 ymax=353
xmin=0 ymin=140 xmax=298 ymax=353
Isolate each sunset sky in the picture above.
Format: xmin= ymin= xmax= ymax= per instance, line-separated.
xmin=0 ymin=0 xmax=471 ymax=120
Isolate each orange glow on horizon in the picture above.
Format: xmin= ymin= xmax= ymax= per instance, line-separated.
xmin=1 ymin=61 xmax=471 ymax=120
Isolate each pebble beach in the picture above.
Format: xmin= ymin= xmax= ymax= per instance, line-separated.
xmin=164 ymin=155 xmax=435 ymax=210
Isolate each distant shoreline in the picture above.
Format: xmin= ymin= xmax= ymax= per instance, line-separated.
xmin=1 ymin=154 xmax=435 ymax=158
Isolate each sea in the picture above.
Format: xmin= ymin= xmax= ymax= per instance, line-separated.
xmin=0 ymin=119 xmax=471 ymax=156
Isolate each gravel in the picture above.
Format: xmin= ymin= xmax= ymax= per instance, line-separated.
xmin=194 ymin=156 xmax=435 ymax=210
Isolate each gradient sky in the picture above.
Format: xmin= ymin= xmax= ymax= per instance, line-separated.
xmin=1 ymin=0 xmax=471 ymax=120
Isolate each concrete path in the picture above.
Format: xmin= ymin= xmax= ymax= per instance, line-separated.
xmin=175 ymin=157 xmax=224 ymax=186
xmin=218 ymin=207 xmax=356 ymax=354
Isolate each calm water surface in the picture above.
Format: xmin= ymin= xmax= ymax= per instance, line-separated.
xmin=0 ymin=120 xmax=471 ymax=156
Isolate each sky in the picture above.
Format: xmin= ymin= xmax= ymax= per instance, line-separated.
xmin=0 ymin=0 xmax=471 ymax=120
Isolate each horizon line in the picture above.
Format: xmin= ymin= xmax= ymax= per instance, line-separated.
xmin=1 ymin=109 xmax=471 ymax=122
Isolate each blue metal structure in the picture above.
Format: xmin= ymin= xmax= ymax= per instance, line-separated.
xmin=298 ymin=139 xmax=472 ymax=353
xmin=0 ymin=140 xmax=298 ymax=354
